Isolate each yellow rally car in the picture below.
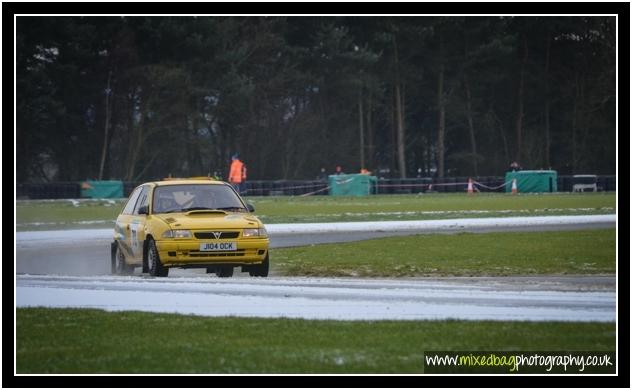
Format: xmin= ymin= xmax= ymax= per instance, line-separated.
xmin=110 ymin=179 xmax=269 ymax=277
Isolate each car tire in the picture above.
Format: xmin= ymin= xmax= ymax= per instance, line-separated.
xmin=113 ymin=244 xmax=134 ymax=275
xmin=251 ymin=254 xmax=269 ymax=277
xmin=216 ymin=266 xmax=234 ymax=278
xmin=147 ymin=239 xmax=169 ymax=277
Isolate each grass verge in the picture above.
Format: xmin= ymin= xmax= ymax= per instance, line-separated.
xmin=16 ymin=308 xmax=615 ymax=374
xmin=272 ymin=229 xmax=616 ymax=277
xmin=16 ymin=193 xmax=615 ymax=230
xmin=16 ymin=199 xmax=124 ymax=230
xmin=250 ymin=192 xmax=616 ymax=224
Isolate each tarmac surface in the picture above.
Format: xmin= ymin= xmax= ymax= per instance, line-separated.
xmin=15 ymin=215 xmax=616 ymax=322
xmin=15 ymin=215 xmax=615 ymax=276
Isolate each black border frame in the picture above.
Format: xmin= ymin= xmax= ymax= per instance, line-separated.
xmin=5 ymin=1 xmax=629 ymax=388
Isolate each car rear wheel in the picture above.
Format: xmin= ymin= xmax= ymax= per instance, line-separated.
xmin=147 ymin=239 xmax=169 ymax=277
xmin=216 ymin=266 xmax=234 ymax=278
xmin=113 ymin=243 xmax=133 ymax=275
xmin=249 ymin=254 xmax=269 ymax=277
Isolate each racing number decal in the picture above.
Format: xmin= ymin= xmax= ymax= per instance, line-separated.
xmin=130 ymin=222 xmax=140 ymax=255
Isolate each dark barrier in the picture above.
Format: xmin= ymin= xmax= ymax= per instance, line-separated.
xmin=557 ymin=175 xmax=616 ymax=192
xmin=376 ymin=180 xmax=389 ymax=194
xmin=599 ymin=175 xmax=617 ymax=192
xmin=17 ymin=182 xmax=81 ymax=199
xmin=123 ymin=182 xmax=138 ymax=197
xmin=241 ymin=180 xmax=330 ymax=196
xmin=442 ymin=177 xmax=456 ymax=193
xmin=16 ymin=176 xmax=616 ymax=199
xmin=557 ymin=176 xmax=570 ymax=192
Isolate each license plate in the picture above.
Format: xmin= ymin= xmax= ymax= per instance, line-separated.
xmin=200 ymin=242 xmax=236 ymax=251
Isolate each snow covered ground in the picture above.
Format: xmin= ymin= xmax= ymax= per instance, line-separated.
xmin=267 ymin=214 xmax=616 ymax=234
xmin=16 ymin=274 xmax=615 ymax=322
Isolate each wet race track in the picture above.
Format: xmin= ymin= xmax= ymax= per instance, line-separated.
xmin=16 ymin=215 xmax=616 ymax=322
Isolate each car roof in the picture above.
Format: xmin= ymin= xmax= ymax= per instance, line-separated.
xmin=151 ymin=179 xmax=227 ymax=187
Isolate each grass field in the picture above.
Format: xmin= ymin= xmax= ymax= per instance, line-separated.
xmin=271 ymin=229 xmax=616 ymax=277
xmin=15 ymin=192 xmax=616 ymax=231
xmin=16 ymin=308 xmax=616 ymax=374
xmin=248 ymin=192 xmax=616 ymax=224
xmin=16 ymin=199 xmax=123 ymax=231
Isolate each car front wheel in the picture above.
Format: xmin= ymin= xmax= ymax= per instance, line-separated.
xmin=249 ymin=254 xmax=269 ymax=277
xmin=147 ymin=239 xmax=169 ymax=277
xmin=216 ymin=266 xmax=234 ymax=278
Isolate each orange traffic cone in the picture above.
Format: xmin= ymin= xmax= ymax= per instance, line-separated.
xmin=511 ymin=178 xmax=518 ymax=195
xmin=467 ymin=178 xmax=474 ymax=195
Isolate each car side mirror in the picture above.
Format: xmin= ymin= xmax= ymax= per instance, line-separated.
xmin=246 ymin=203 xmax=255 ymax=213
xmin=138 ymin=205 xmax=149 ymax=215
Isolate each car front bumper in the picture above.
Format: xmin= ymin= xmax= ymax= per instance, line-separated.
xmin=156 ymin=238 xmax=269 ymax=266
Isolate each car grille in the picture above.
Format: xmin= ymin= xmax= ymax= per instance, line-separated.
xmin=194 ymin=231 xmax=240 ymax=239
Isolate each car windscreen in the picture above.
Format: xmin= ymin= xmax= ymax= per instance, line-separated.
xmin=152 ymin=184 xmax=246 ymax=214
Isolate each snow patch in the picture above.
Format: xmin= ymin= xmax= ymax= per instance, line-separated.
xmin=16 ymin=275 xmax=615 ymax=322
xmin=15 ymin=215 xmax=615 ymax=245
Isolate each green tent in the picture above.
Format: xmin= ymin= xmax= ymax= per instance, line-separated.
xmin=329 ymin=174 xmax=377 ymax=196
xmin=80 ymin=180 xmax=124 ymax=198
xmin=505 ymin=170 xmax=557 ymax=193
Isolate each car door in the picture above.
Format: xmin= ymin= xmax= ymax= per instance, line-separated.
xmin=128 ymin=185 xmax=151 ymax=263
xmin=116 ymin=186 xmax=143 ymax=259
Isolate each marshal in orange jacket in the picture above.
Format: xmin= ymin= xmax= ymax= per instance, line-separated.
xmin=229 ymin=158 xmax=247 ymax=184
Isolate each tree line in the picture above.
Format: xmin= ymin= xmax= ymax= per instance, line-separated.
xmin=16 ymin=16 xmax=616 ymax=183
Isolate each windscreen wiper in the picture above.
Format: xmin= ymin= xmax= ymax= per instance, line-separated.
xmin=181 ymin=207 xmax=217 ymax=212
xmin=214 ymin=206 xmax=247 ymax=211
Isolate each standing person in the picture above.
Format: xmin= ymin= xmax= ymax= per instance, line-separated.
xmin=508 ymin=161 xmax=522 ymax=172
xmin=229 ymin=154 xmax=247 ymax=194
xmin=335 ymin=165 xmax=344 ymax=175
xmin=317 ymin=167 xmax=327 ymax=181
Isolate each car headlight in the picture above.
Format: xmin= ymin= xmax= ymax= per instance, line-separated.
xmin=162 ymin=229 xmax=192 ymax=238
xmin=242 ymin=228 xmax=267 ymax=238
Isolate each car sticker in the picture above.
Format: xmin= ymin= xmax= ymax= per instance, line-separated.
xmin=129 ymin=222 xmax=141 ymax=255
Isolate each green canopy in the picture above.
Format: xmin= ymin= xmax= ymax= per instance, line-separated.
xmin=80 ymin=180 xmax=124 ymax=198
xmin=505 ymin=170 xmax=557 ymax=193
xmin=329 ymin=174 xmax=377 ymax=196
